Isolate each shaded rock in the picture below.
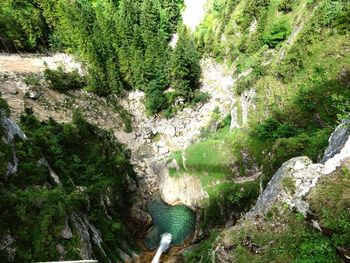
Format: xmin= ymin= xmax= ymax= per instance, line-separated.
xmin=223 ymin=235 xmax=235 ymax=250
xmin=337 ymin=246 xmax=350 ymax=262
xmin=129 ymin=203 xmax=152 ymax=233
xmin=60 ymin=218 xmax=73 ymax=239
xmin=338 ymin=67 xmax=350 ymax=88
xmin=168 ymin=158 xmax=180 ymax=171
xmin=247 ymin=120 xmax=350 ymax=218
xmin=38 ymin=158 xmax=61 ymax=185
xmin=56 ymin=243 xmax=66 ymax=260
xmin=28 ymin=90 xmax=42 ymax=100
xmin=118 ymin=249 xmax=132 ymax=263
xmin=0 ymin=233 xmax=16 ymax=260
xmin=243 ymin=236 xmax=261 ymax=254
xmin=215 ymin=245 xmax=233 ymax=263
xmin=321 ymin=120 xmax=350 ymax=163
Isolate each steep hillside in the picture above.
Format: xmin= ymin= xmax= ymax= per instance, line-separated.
xmin=184 ymin=121 xmax=350 ymax=262
xmin=160 ymin=0 xmax=349 ymax=228
xmin=178 ymin=0 xmax=350 ymax=262
xmin=0 ymin=98 xmax=142 ymax=262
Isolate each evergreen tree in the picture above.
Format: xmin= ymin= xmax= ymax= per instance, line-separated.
xmin=160 ymin=0 xmax=184 ymax=36
xmin=170 ymin=26 xmax=201 ymax=100
xmin=140 ymin=0 xmax=161 ymax=43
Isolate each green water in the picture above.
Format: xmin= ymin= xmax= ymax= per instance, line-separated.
xmin=144 ymin=200 xmax=195 ymax=250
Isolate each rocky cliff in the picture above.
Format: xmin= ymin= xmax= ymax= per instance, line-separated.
xmin=191 ymin=121 xmax=350 ymax=262
xmin=0 ymin=109 xmax=142 ymax=262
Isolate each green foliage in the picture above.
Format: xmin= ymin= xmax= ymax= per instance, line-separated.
xmin=282 ymin=177 xmax=296 ymax=194
xmin=0 ymin=111 xmax=136 ymax=261
xmin=202 ymin=181 xmax=260 ymax=227
xmin=170 ymin=26 xmax=202 ymax=101
xmin=317 ymin=0 xmax=350 ymax=32
xmin=216 ymin=207 xmax=340 ymax=263
xmin=255 ymin=118 xmax=296 ymax=140
xmin=309 ymin=167 xmax=350 ymax=248
xmin=263 ymin=19 xmax=291 ymax=48
xmin=241 ymin=0 xmax=271 ymax=30
xmin=0 ymin=0 xmax=199 ymax=113
xmin=44 ymin=67 xmax=86 ymax=92
xmin=145 ymin=79 xmax=169 ymax=114
xmin=0 ymin=0 xmax=51 ymax=51
xmin=278 ymin=0 xmax=297 ymax=13
xmin=0 ymin=95 xmax=10 ymax=117
xmin=192 ymin=91 xmax=210 ymax=104
xmin=183 ymin=230 xmax=219 ymax=263
xmin=24 ymin=75 xmax=40 ymax=87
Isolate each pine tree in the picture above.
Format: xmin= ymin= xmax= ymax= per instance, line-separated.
xmin=140 ymin=0 xmax=161 ymax=43
xmin=170 ymin=26 xmax=201 ymax=100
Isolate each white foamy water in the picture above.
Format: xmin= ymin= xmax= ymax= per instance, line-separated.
xmin=151 ymin=233 xmax=172 ymax=263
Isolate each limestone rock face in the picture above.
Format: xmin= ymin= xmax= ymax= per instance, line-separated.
xmin=247 ymin=120 xmax=350 ymax=218
xmin=148 ymin=159 xmax=208 ymax=208
xmin=0 ymin=111 xmax=27 ymax=176
xmin=160 ymin=172 xmax=208 ymax=208
xmin=246 ymin=156 xmax=323 ymax=217
xmin=208 ymin=120 xmax=350 ymax=262
xmin=321 ymin=120 xmax=350 ymax=163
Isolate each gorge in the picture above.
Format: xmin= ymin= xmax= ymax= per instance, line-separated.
xmin=1 ymin=0 xmax=350 ymax=262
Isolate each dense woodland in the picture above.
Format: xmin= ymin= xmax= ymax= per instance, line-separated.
xmin=0 ymin=98 xmax=137 ymax=261
xmin=0 ymin=0 xmax=202 ymax=115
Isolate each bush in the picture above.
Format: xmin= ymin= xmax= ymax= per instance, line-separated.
xmin=183 ymin=230 xmax=219 ymax=263
xmin=24 ymin=75 xmax=41 ymax=87
xmin=0 ymin=96 xmax=10 ymax=116
xmin=278 ymin=0 xmax=296 ymax=13
xmin=0 ymin=113 xmax=136 ymax=261
xmin=202 ymin=181 xmax=260 ymax=227
xmin=256 ymin=118 xmax=296 ymax=140
xmin=44 ymin=67 xmax=86 ymax=92
xmin=309 ymin=169 xmax=350 ymax=248
xmin=263 ymin=19 xmax=291 ymax=48
xmin=192 ymin=91 xmax=210 ymax=104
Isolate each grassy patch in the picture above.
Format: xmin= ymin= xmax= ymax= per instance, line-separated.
xmin=282 ymin=176 xmax=296 ymax=194
xmin=309 ymin=163 xmax=350 ymax=248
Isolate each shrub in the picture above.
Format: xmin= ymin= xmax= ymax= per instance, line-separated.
xmin=44 ymin=67 xmax=86 ymax=92
xmin=256 ymin=118 xmax=296 ymax=140
xmin=183 ymin=230 xmax=219 ymax=263
xmin=309 ymin=169 xmax=350 ymax=248
xmin=263 ymin=19 xmax=291 ymax=48
xmin=192 ymin=91 xmax=210 ymax=104
xmin=278 ymin=0 xmax=296 ymax=13
xmin=0 ymin=96 xmax=10 ymax=116
xmin=24 ymin=75 xmax=41 ymax=87
xmin=202 ymin=181 xmax=260 ymax=227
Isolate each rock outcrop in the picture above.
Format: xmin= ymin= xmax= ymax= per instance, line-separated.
xmin=0 ymin=110 xmax=26 ymax=176
xmin=247 ymin=120 xmax=350 ymax=218
xmin=208 ymin=120 xmax=350 ymax=262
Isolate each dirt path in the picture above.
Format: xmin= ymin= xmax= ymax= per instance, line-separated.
xmin=0 ymin=53 xmax=81 ymax=73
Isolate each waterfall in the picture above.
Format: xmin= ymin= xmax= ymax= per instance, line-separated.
xmin=151 ymin=233 xmax=172 ymax=263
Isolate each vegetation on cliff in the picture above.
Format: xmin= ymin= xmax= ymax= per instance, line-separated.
xmin=181 ymin=0 xmax=350 ymax=261
xmin=0 ymin=107 xmax=137 ymax=261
